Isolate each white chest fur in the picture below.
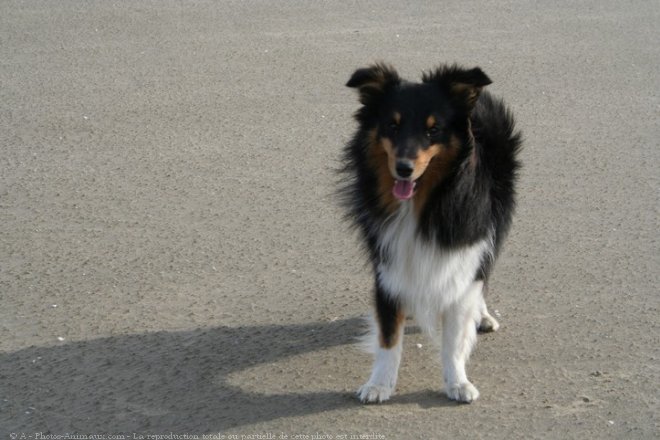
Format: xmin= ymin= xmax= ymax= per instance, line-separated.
xmin=376 ymin=202 xmax=491 ymax=327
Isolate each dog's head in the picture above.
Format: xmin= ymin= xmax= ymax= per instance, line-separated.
xmin=347 ymin=63 xmax=491 ymax=201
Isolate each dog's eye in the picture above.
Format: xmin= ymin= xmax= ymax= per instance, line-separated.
xmin=388 ymin=122 xmax=399 ymax=131
xmin=426 ymin=125 xmax=440 ymax=138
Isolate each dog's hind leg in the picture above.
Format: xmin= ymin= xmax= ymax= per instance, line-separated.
xmin=357 ymin=282 xmax=405 ymax=403
xmin=441 ymin=280 xmax=483 ymax=403
xmin=477 ymin=283 xmax=500 ymax=333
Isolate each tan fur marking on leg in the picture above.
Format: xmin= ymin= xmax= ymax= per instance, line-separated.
xmin=378 ymin=309 xmax=406 ymax=349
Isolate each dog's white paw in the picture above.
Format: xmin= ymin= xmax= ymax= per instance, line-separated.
xmin=445 ymin=381 xmax=480 ymax=403
xmin=357 ymin=383 xmax=394 ymax=403
xmin=478 ymin=314 xmax=500 ymax=332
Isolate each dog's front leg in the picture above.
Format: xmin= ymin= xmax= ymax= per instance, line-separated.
xmin=441 ymin=280 xmax=483 ymax=403
xmin=357 ymin=282 xmax=405 ymax=403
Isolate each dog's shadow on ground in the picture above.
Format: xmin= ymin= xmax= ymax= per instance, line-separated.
xmin=0 ymin=317 xmax=456 ymax=433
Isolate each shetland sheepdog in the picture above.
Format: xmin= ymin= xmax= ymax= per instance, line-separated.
xmin=339 ymin=63 xmax=521 ymax=403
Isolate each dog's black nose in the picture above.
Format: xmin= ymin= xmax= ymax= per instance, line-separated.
xmin=395 ymin=161 xmax=414 ymax=179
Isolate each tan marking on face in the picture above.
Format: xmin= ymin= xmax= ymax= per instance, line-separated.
xmin=393 ymin=112 xmax=401 ymax=125
xmin=426 ymin=115 xmax=436 ymax=129
xmin=366 ymin=130 xmax=398 ymax=214
xmin=413 ymin=135 xmax=461 ymax=217
xmin=381 ymin=137 xmax=398 ymax=180
xmin=411 ymin=144 xmax=441 ymax=181
xmin=378 ymin=309 xmax=406 ymax=348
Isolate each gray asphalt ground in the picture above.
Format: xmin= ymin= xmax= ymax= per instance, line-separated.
xmin=1 ymin=0 xmax=659 ymax=438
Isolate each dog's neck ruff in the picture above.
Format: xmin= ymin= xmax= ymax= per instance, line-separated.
xmin=376 ymin=202 xmax=491 ymax=330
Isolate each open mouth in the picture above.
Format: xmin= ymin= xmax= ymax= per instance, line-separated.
xmin=392 ymin=179 xmax=417 ymax=201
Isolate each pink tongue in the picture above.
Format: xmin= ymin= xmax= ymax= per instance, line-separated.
xmin=393 ymin=180 xmax=415 ymax=200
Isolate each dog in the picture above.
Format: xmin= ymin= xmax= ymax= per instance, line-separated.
xmin=339 ymin=63 xmax=521 ymax=403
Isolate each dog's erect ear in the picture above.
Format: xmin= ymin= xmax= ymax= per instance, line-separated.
xmin=346 ymin=63 xmax=400 ymax=105
xmin=423 ymin=65 xmax=492 ymax=110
